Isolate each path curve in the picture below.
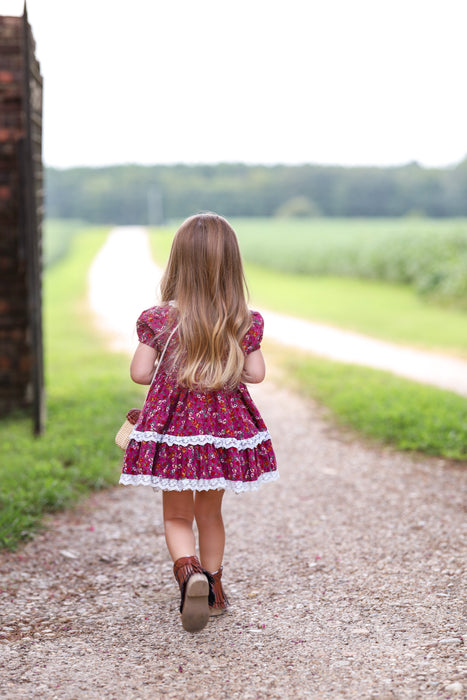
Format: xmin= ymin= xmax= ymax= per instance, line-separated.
xmin=0 ymin=228 xmax=465 ymax=698
xmin=89 ymin=227 xmax=467 ymax=396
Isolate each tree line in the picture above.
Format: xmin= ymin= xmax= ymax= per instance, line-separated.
xmin=45 ymin=158 xmax=467 ymax=224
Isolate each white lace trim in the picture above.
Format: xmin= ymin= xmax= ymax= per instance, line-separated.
xmin=119 ymin=470 xmax=279 ymax=493
xmin=129 ymin=428 xmax=271 ymax=451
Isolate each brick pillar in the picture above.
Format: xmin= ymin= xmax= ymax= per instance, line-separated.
xmin=0 ymin=13 xmax=43 ymax=422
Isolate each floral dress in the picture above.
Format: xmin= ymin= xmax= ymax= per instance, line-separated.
xmin=120 ymin=305 xmax=278 ymax=492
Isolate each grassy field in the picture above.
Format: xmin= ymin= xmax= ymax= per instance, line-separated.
xmin=244 ymin=266 xmax=467 ymax=357
xmin=234 ymin=217 xmax=467 ymax=308
xmin=149 ymin=221 xmax=467 ymax=356
xmin=43 ymin=218 xmax=87 ymax=268
xmin=151 ymin=216 xmax=467 ymax=306
xmin=0 ymin=224 xmax=144 ymax=549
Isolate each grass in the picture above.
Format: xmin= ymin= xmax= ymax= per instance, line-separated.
xmin=264 ymin=343 xmax=467 ymax=461
xmin=233 ymin=217 xmax=467 ymax=308
xmin=0 ymin=226 xmax=145 ymax=550
xmin=244 ymin=265 xmax=467 ymax=357
xmin=43 ymin=218 xmax=87 ymax=268
xmin=149 ymin=224 xmax=467 ymax=356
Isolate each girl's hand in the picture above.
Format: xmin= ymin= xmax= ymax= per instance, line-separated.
xmin=241 ymin=349 xmax=266 ymax=384
xmin=130 ymin=343 xmax=158 ymax=384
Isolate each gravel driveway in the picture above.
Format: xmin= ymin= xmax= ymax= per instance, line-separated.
xmin=1 ymin=381 xmax=465 ymax=699
xmin=1 ymin=228 xmax=465 ymax=698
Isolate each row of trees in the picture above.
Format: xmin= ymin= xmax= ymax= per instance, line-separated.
xmin=45 ymin=159 xmax=467 ymax=223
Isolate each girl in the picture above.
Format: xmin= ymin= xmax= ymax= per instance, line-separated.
xmin=119 ymin=213 xmax=278 ymax=633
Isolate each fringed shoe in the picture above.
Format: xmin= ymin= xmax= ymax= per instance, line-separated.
xmin=209 ymin=566 xmax=229 ymax=616
xmin=173 ymin=556 xmax=214 ymax=632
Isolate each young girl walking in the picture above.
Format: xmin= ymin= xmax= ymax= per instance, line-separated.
xmin=119 ymin=213 xmax=278 ymax=632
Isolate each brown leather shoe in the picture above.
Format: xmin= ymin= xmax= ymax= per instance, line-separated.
xmin=209 ymin=566 xmax=229 ymax=616
xmin=173 ymin=556 xmax=213 ymax=632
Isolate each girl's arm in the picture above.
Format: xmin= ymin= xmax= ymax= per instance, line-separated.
xmin=241 ymin=349 xmax=266 ymax=384
xmin=130 ymin=343 xmax=158 ymax=385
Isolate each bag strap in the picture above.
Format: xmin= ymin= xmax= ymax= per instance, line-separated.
xmin=149 ymin=323 xmax=178 ymax=388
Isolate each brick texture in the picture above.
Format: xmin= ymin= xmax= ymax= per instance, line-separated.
xmin=0 ymin=14 xmax=43 ymax=416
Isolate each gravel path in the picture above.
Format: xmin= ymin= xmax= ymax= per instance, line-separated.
xmin=0 ymin=384 xmax=465 ymax=698
xmin=1 ymin=228 xmax=465 ymax=698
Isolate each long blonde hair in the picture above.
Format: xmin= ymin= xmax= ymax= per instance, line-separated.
xmin=160 ymin=213 xmax=252 ymax=390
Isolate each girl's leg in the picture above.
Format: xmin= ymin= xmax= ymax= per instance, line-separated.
xmin=162 ymin=490 xmax=196 ymax=562
xmin=165 ymin=491 xmax=212 ymax=632
xmin=194 ymin=489 xmax=225 ymax=573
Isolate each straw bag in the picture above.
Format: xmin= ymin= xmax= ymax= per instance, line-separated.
xmin=115 ymin=408 xmax=141 ymax=450
xmin=115 ymin=324 xmax=178 ymax=451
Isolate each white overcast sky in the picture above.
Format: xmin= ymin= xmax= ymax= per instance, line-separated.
xmin=3 ymin=0 xmax=467 ymax=169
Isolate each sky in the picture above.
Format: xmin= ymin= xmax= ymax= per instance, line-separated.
xmin=3 ymin=0 xmax=467 ymax=169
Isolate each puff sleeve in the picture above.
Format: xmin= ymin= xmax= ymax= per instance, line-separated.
xmin=136 ymin=307 xmax=167 ymax=349
xmin=242 ymin=311 xmax=264 ymax=355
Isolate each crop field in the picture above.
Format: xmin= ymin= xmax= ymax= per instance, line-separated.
xmin=151 ymin=217 xmax=467 ymax=307
xmin=149 ymin=218 xmax=467 ymax=355
xmin=233 ymin=217 xmax=467 ymax=308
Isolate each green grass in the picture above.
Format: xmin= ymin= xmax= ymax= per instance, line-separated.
xmin=279 ymin=347 xmax=467 ymax=461
xmin=43 ymin=218 xmax=87 ymax=268
xmin=149 ymin=224 xmax=467 ymax=356
xmin=233 ymin=217 xmax=467 ymax=308
xmin=0 ymin=226 xmax=144 ymax=550
xmin=150 ymin=225 xmax=174 ymax=262
xmin=244 ymin=265 xmax=467 ymax=357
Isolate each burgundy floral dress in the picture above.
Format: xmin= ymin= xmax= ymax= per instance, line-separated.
xmin=120 ymin=305 xmax=278 ymax=492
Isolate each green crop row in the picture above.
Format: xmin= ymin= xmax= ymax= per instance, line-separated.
xmin=232 ymin=218 xmax=467 ymax=308
xmin=148 ymin=222 xmax=467 ymax=354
